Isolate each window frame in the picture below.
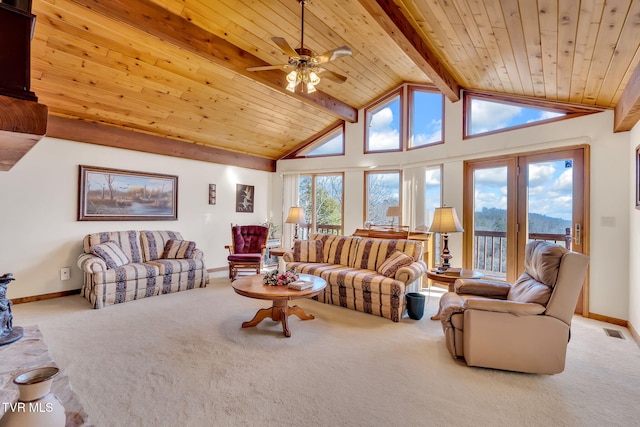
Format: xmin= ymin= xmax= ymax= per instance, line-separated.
xmin=408 ymin=86 xmax=444 ymax=150
xmin=363 ymin=169 xmax=403 ymax=226
xmin=364 ymin=89 xmax=403 ymax=154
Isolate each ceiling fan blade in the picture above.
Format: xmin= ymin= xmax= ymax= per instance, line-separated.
xmin=318 ymin=68 xmax=348 ymax=83
xmin=246 ymin=64 xmax=289 ymax=72
xmin=315 ymin=46 xmax=352 ymax=64
xmin=272 ymin=37 xmax=299 ymax=58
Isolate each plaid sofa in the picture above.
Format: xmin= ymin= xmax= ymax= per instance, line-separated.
xmin=283 ymin=233 xmax=426 ymax=322
xmin=77 ymin=230 xmax=208 ymax=309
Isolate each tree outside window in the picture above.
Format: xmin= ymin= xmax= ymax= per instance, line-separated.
xmin=299 ymin=174 xmax=343 ymax=237
xmin=365 ymin=171 xmax=401 ymax=225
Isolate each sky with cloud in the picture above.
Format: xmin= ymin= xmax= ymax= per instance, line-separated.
xmin=470 ymin=99 xmax=564 ymax=134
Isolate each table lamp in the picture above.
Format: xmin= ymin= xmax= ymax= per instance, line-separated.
xmin=428 ymin=206 xmax=464 ymax=270
xmin=385 ymin=206 xmax=400 ymax=227
xmin=285 ymin=206 xmax=306 ymax=240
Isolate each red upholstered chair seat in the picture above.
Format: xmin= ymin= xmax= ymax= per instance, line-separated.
xmin=225 ymin=224 xmax=270 ymax=281
xmin=227 ymin=253 xmax=262 ymax=262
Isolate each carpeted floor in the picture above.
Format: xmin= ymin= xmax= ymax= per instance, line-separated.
xmin=10 ymin=273 xmax=640 ymax=427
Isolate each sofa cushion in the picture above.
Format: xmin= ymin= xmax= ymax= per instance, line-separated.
xmin=84 ymin=230 xmax=143 ymax=263
xmin=90 ymin=262 xmax=160 ymax=286
xmin=141 ymin=231 xmax=184 ymax=261
xmin=90 ymin=241 xmax=130 ymax=269
xmin=293 ymin=239 xmax=324 ymax=262
xmin=146 ymin=258 xmax=206 ymax=275
xmin=311 ymin=234 xmax=359 ymax=265
xmin=162 ymin=239 xmax=196 ymax=259
xmin=377 ymin=249 xmax=414 ymax=277
xmin=352 ymin=238 xmax=422 ymax=272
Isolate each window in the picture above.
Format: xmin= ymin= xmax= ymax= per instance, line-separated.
xmin=293 ymin=124 xmax=344 ymax=158
xmin=409 ymin=88 xmax=443 ymax=148
xmin=365 ymin=91 xmax=402 ymax=153
xmin=424 ymin=166 xmax=442 ymax=228
xmin=299 ymin=174 xmax=343 ymax=238
xmin=463 ymin=92 xmax=595 ymax=138
xmin=364 ymin=170 xmax=401 ymax=225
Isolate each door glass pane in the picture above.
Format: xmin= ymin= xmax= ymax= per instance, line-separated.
xmin=473 ymin=167 xmax=508 ymax=279
xmin=298 ymin=174 xmax=343 ymax=239
xmin=314 ymin=175 xmax=343 ymax=235
xmin=527 ymin=160 xmax=573 ymax=249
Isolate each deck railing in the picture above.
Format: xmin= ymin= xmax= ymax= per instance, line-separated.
xmin=298 ymin=223 xmax=342 ymax=240
xmin=474 ymin=228 xmax=571 ymax=277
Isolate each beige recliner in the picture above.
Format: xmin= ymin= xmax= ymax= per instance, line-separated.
xmin=439 ymin=241 xmax=589 ymax=374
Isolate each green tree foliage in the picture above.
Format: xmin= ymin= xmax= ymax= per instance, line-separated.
xmin=299 ymin=175 xmax=343 ymax=228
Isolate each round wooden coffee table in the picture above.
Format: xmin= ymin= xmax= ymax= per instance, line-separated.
xmin=231 ymin=273 xmax=326 ymax=337
xmin=427 ymin=268 xmax=484 ymax=320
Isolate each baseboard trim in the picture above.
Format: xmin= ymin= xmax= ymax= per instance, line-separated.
xmin=11 ymin=289 xmax=81 ymax=305
xmin=628 ymin=322 xmax=640 ymax=348
xmin=586 ymin=312 xmax=628 ymax=327
xmin=207 ymin=267 xmax=227 ymax=273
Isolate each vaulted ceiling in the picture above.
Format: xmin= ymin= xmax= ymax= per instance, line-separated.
xmin=22 ymin=0 xmax=640 ymax=170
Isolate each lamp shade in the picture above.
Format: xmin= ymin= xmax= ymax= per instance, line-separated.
xmin=285 ymin=207 xmax=305 ymax=224
xmin=428 ymin=207 xmax=464 ymax=233
xmin=385 ymin=206 xmax=401 ymax=217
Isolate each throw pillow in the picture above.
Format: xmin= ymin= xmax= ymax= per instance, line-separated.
xmin=377 ymin=250 xmax=414 ymax=277
xmin=90 ymin=241 xmax=130 ymax=269
xmin=293 ymin=239 xmax=324 ymax=262
xmin=162 ymin=239 xmax=196 ymax=259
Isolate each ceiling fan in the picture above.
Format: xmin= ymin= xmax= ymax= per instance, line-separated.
xmin=246 ymin=0 xmax=352 ymax=94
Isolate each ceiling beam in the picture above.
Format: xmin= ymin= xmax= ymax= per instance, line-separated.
xmin=614 ymin=63 xmax=640 ymax=132
xmin=0 ymin=95 xmax=48 ymax=171
xmin=357 ymin=0 xmax=461 ymax=102
xmin=46 ymin=116 xmax=276 ymax=172
xmin=67 ymin=0 xmax=357 ymax=123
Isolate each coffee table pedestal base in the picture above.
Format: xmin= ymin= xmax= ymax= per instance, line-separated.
xmin=241 ymin=300 xmax=315 ymax=337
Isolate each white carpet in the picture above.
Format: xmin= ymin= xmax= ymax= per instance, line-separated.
xmin=11 ymin=273 xmax=640 ymax=427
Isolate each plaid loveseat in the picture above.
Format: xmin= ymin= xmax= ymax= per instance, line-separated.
xmin=77 ymin=230 xmax=208 ymax=309
xmin=283 ymin=233 xmax=426 ymax=322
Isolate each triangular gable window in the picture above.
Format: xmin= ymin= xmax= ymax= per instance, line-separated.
xmin=288 ymin=124 xmax=344 ymax=158
xmin=464 ymin=92 xmax=597 ymax=138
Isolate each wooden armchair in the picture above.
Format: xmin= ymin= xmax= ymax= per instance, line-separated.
xmin=225 ymin=224 xmax=270 ymax=281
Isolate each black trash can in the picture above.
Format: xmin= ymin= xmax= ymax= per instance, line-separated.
xmin=406 ymin=292 xmax=425 ymax=320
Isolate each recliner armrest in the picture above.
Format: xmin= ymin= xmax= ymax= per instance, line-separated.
xmin=463 ymin=298 xmax=546 ymax=316
xmin=454 ymin=279 xmax=511 ymax=299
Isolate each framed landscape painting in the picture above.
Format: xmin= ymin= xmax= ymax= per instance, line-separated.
xmin=78 ymin=165 xmax=178 ymax=221
xmin=236 ymin=184 xmax=254 ymax=212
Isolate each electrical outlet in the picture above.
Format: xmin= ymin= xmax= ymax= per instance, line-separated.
xmin=60 ymin=267 xmax=71 ymax=281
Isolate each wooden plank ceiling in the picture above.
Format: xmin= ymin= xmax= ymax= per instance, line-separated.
xmin=26 ymin=0 xmax=640 ymax=170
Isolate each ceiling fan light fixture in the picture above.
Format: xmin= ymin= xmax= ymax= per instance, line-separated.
xmin=308 ymin=71 xmax=320 ymax=85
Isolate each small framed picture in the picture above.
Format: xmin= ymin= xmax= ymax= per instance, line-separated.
xmin=209 ymin=184 xmax=216 ymax=205
xmin=236 ymin=184 xmax=254 ymax=212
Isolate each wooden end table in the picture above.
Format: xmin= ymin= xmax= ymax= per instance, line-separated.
xmin=427 ymin=268 xmax=484 ymax=320
xmin=231 ymin=273 xmax=326 ymax=337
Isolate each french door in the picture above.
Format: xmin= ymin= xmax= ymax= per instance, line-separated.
xmin=463 ymin=146 xmax=588 ymax=314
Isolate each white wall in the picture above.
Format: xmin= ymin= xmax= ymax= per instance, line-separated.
xmin=0 ymin=137 xmax=273 ymax=299
xmin=277 ymin=101 xmax=631 ymax=321
xmin=629 ymin=123 xmax=640 ymax=333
